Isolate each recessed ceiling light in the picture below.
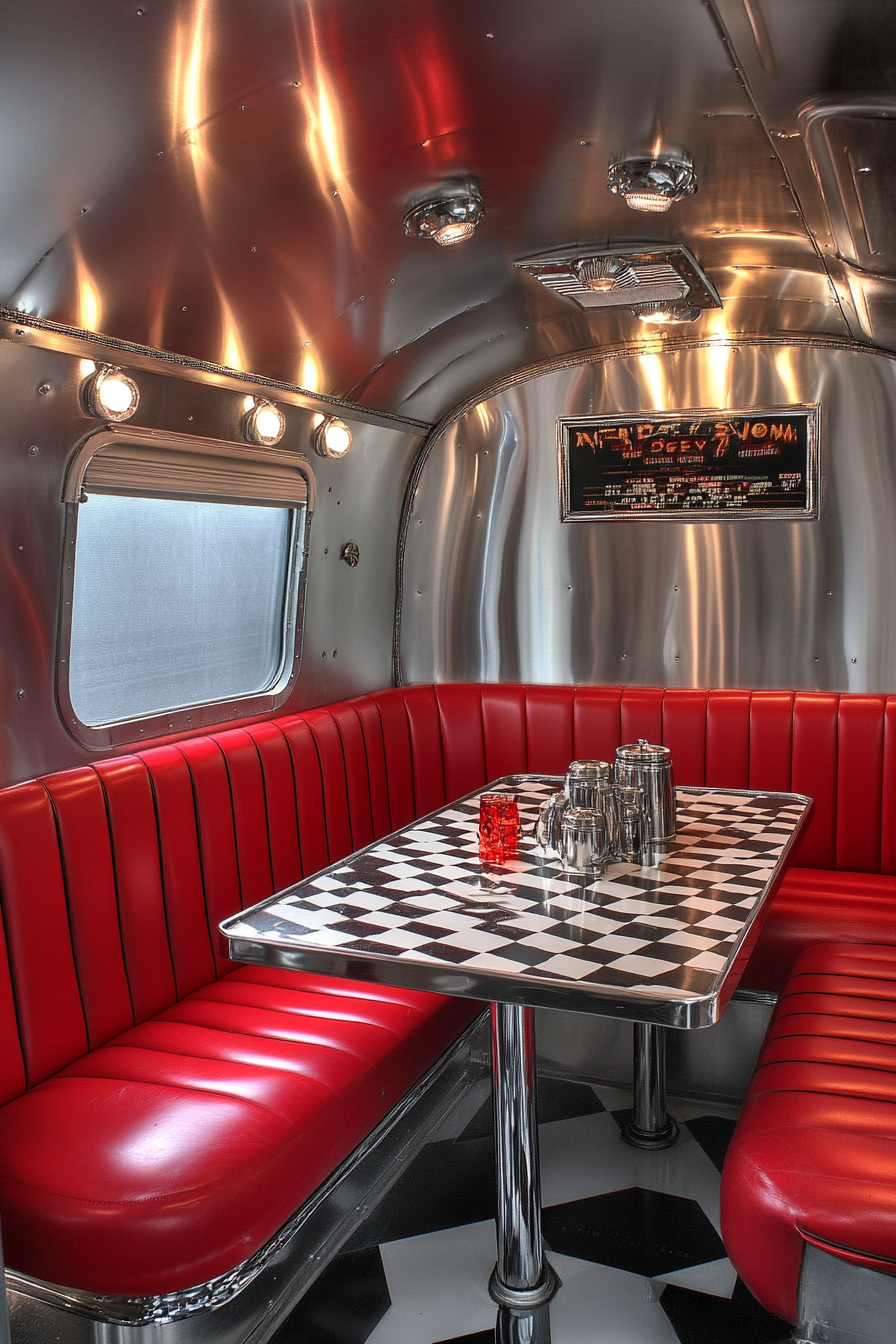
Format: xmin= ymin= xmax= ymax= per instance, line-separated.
xmin=607 ymin=155 xmax=697 ymax=212
xmin=312 ymin=415 xmax=353 ymax=458
xmin=573 ymin=257 xmax=639 ymax=292
xmin=243 ymin=399 xmax=286 ymax=445
xmin=634 ymin=301 xmax=702 ymax=324
xmin=404 ymin=179 xmax=485 ymax=246
xmin=83 ymin=365 xmax=140 ymax=421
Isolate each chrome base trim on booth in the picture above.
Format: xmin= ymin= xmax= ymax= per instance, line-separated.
xmin=5 ymin=1013 xmax=490 ymax=1344
xmin=795 ymin=1242 xmax=896 ymax=1344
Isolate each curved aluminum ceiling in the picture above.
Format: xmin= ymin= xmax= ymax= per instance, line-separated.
xmin=3 ymin=0 xmax=896 ymax=422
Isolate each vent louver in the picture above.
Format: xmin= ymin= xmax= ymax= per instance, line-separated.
xmin=515 ymin=243 xmax=721 ymax=314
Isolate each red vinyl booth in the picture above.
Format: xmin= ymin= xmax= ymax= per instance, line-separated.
xmin=0 ymin=682 xmax=893 ymax=1303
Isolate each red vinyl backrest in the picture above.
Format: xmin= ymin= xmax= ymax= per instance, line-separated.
xmin=0 ymin=680 xmax=894 ymax=1112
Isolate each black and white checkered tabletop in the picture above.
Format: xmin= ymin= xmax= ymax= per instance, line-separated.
xmin=225 ymin=779 xmax=808 ymax=1012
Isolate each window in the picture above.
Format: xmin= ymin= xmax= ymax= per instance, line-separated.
xmin=59 ymin=427 xmax=311 ymax=744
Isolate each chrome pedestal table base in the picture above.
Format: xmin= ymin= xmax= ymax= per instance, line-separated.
xmin=621 ymin=1022 xmax=679 ymax=1149
xmin=221 ymin=779 xmax=812 ymax=1330
xmin=489 ymin=1002 xmax=561 ymax=1308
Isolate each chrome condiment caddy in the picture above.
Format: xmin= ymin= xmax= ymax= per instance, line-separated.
xmin=535 ymin=744 xmax=676 ymax=874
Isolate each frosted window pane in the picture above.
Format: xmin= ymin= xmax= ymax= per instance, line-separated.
xmin=69 ymin=494 xmax=298 ymax=725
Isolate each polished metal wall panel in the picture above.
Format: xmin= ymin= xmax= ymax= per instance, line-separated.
xmin=399 ymin=342 xmax=896 ymax=693
xmin=0 ymin=337 xmax=419 ymax=788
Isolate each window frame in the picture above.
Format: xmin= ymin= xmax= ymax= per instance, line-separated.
xmin=57 ymin=425 xmax=314 ymax=748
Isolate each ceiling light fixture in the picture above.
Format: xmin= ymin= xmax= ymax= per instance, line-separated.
xmin=404 ymin=179 xmax=485 ymax=246
xmin=634 ymin=301 xmax=702 ymax=324
xmin=607 ymin=155 xmax=697 ymax=213
xmin=573 ymin=256 xmax=639 ymax=292
xmin=312 ymin=415 xmax=353 ymax=458
xmin=243 ymin=399 xmax=286 ymax=446
xmin=83 ymin=365 xmax=140 ymax=421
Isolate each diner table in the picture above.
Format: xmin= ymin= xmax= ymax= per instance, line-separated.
xmin=221 ymin=775 xmax=811 ymax=1312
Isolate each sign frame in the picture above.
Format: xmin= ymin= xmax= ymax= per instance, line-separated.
xmin=558 ymin=404 xmax=820 ymax=523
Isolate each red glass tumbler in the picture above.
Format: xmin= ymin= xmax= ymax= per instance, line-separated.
xmin=478 ymin=793 xmax=520 ymax=864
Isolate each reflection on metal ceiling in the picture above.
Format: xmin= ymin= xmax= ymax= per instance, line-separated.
xmin=2 ymin=0 xmax=896 ymax=422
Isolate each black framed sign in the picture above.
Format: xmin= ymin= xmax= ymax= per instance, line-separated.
xmin=558 ymin=405 xmax=819 ymax=521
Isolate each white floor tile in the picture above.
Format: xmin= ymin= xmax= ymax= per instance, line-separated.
xmin=539 ymin=1112 xmax=727 ymax=1233
xmin=651 ymin=1255 xmax=738 ymax=1299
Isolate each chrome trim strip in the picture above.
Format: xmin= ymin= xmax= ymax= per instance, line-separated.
xmin=6 ymin=1013 xmax=489 ymax=1337
xmin=0 ymin=310 xmax=433 ymax=435
xmin=732 ymin=986 xmax=779 ymax=1006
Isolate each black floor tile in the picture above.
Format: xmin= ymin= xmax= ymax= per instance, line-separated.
xmin=432 ymin=1332 xmax=495 ymax=1344
xmin=345 ymin=1132 xmax=497 ymax=1250
xmin=685 ymin=1114 xmax=738 ymax=1173
xmin=269 ymin=1245 xmax=391 ymax=1344
xmin=542 ymin=1187 xmax=726 ymax=1278
xmin=461 ymin=1076 xmax=603 ymax=1140
xmin=660 ymin=1276 xmax=793 ymax=1344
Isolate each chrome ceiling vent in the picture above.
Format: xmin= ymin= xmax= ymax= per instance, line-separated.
xmin=515 ymin=243 xmax=720 ymax=314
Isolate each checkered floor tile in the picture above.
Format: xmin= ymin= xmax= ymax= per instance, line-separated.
xmin=272 ymin=1079 xmax=792 ymax=1344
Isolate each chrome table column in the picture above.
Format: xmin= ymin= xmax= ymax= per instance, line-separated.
xmin=621 ymin=1023 xmax=679 ymax=1148
xmin=488 ymin=1002 xmax=560 ymax=1308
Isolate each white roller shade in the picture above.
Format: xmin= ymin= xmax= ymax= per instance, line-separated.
xmin=64 ymin=427 xmax=311 ymax=508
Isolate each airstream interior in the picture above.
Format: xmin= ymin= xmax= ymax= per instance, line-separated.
xmin=1 ymin=3 xmax=895 ymax=1343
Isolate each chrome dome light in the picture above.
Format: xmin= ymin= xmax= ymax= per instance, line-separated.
xmin=312 ymin=415 xmax=353 ymax=458
xmin=243 ymin=399 xmax=286 ymax=445
xmin=573 ymin=256 xmax=639 ymax=292
xmin=634 ymin=300 xmax=702 ymax=324
xmin=404 ymin=179 xmax=485 ymax=246
xmin=84 ymin=365 xmax=139 ymax=421
xmin=607 ymin=155 xmax=697 ymax=212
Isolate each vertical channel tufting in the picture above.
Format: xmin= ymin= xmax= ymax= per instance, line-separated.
xmin=213 ymin=730 xmax=276 ymax=911
xmin=353 ymin=696 xmax=393 ymax=839
xmin=176 ymin=736 xmax=242 ymax=972
xmin=402 ymin=685 xmax=447 ymax=816
xmin=435 ymin=684 xmax=487 ymax=798
xmin=42 ymin=769 xmax=135 ymax=1048
xmin=139 ymin=746 xmax=217 ymax=1000
xmin=368 ymin=689 xmax=416 ymax=832
xmin=661 ymin=690 xmax=708 ymax=786
xmin=303 ymin=709 xmax=354 ymax=863
xmin=0 ymin=782 xmax=87 ymax=1089
xmin=881 ymin=699 xmax=896 ymax=876
xmin=0 ymin=897 xmax=26 ymax=1104
xmin=749 ymin=692 xmax=794 ymax=792
xmin=246 ymin=722 xmax=303 ymax=892
xmin=790 ymin=693 xmax=839 ymax=869
xmin=836 ymin=697 xmax=886 ymax=873
xmin=524 ymin=686 xmax=575 ymax=774
xmin=329 ymin=702 xmax=375 ymax=852
xmin=572 ymin=687 xmax=622 ymax=764
xmin=93 ymin=758 xmax=177 ymax=1022
xmin=706 ymin=690 xmax=751 ymax=788
xmin=278 ymin=715 xmax=331 ymax=877
xmin=481 ymin=684 xmax=527 ymax=781
xmin=619 ymin=687 xmax=664 ymax=746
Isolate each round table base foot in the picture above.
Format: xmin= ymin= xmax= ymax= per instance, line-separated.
xmin=489 ymin=1261 xmax=561 ymax=1309
xmin=620 ymin=1118 xmax=680 ymax=1149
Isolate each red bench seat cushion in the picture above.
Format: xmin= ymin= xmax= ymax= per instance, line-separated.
xmin=743 ymin=868 xmax=896 ymax=991
xmin=720 ymin=943 xmax=896 ymax=1323
xmin=0 ymin=965 xmax=480 ymax=1297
